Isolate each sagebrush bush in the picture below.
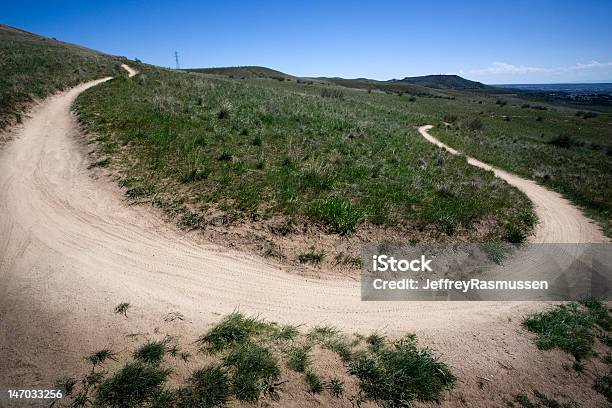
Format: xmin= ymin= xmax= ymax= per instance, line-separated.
xmin=443 ymin=114 xmax=458 ymax=123
xmin=465 ymin=117 xmax=484 ymax=131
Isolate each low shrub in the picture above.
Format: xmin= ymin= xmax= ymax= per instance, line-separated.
xmin=443 ymin=114 xmax=458 ymax=123
xmin=465 ymin=117 xmax=484 ymax=131
xmin=547 ymin=134 xmax=584 ymax=149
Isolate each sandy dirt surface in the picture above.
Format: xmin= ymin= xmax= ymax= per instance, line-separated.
xmin=0 ymin=70 xmax=608 ymax=407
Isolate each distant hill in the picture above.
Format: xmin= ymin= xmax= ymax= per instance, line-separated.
xmin=390 ymin=75 xmax=492 ymax=90
xmin=185 ymin=66 xmax=295 ymax=81
xmin=320 ymin=77 xmax=444 ymax=97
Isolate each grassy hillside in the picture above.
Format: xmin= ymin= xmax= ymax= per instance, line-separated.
xmin=0 ymin=24 xmax=124 ymax=130
xmin=390 ymin=74 xmax=492 ymax=90
xmin=185 ymin=66 xmax=296 ymax=81
xmin=321 ymin=76 xmax=446 ymax=97
xmin=75 ymin=64 xmax=536 ymax=267
xmin=428 ymin=95 xmax=612 ymax=236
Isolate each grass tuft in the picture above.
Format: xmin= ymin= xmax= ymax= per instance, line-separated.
xmin=197 ymin=312 xmax=269 ymax=352
xmin=223 ymin=341 xmax=280 ymax=402
xmin=366 ymin=333 xmax=386 ymax=353
xmin=287 ymin=345 xmax=311 ymax=372
xmin=309 ymin=197 xmax=362 ymax=235
xmin=581 ymin=298 xmax=612 ymax=331
xmin=298 ymin=247 xmax=326 ymax=265
xmin=177 ymin=365 xmax=230 ymax=408
xmin=305 ymin=371 xmax=323 ymax=394
xmin=133 ymin=339 xmax=168 ymax=365
xmin=320 ymin=88 xmax=344 ymax=98
xmin=95 ymin=361 xmax=171 ymax=408
xmin=326 ymin=377 xmax=344 ymax=398
xmin=114 ymin=302 xmax=130 ymax=317
xmin=523 ymin=302 xmax=596 ymax=360
xmin=349 ymin=335 xmax=454 ymax=406
xmin=87 ymin=349 xmax=117 ymax=368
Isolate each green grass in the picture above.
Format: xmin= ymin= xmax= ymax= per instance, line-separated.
xmin=305 ymin=371 xmax=323 ymax=394
xmin=366 ymin=333 xmax=386 ymax=353
xmin=286 ymin=345 xmax=311 ymax=372
xmin=196 ymin=312 xmax=272 ymax=353
xmin=75 ymin=64 xmax=536 ymax=251
xmin=62 ymin=313 xmax=454 ymax=407
xmin=95 ymin=361 xmax=172 ymax=408
xmin=86 ymin=349 xmax=117 ymax=368
xmin=326 ymin=377 xmax=344 ymax=398
xmin=133 ymin=340 xmax=168 ymax=365
xmin=176 ymin=365 xmax=230 ymax=408
xmin=431 ymin=98 xmax=612 ymax=237
xmin=297 ymin=247 xmax=326 ymax=265
xmin=0 ymin=24 xmax=123 ymax=130
xmin=523 ymin=302 xmax=606 ymax=360
xmin=184 ymin=66 xmax=295 ymax=81
xmin=581 ymin=298 xmax=612 ymax=331
xmin=222 ymin=341 xmax=280 ymax=402
xmin=348 ymin=334 xmax=455 ymax=406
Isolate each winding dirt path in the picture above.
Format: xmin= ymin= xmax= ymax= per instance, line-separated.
xmin=0 ymin=70 xmax=607 ymax=406
xmin=418 ymin=125 xmax=607 ymax=244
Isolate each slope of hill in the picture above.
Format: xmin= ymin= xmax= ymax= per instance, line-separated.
xmin=0 ymin=24 xmax=124 ymax=131
xmin=390 ymin=74 xmax=492 ymax=90
xmin=321 ymin=76 xmax=447 ymax=97
xmin=185 ymin=65 xmax=296 ymax=81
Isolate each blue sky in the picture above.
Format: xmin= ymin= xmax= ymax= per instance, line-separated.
xmin=3 ymin=0 xmax=612 ymax=84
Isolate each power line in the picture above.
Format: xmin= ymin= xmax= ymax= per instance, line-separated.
xmin=174 ymin=51 xmax=180 ymax=69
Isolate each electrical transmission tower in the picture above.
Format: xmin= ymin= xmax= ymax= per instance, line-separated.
xmin=174 ymin=51 xmax=180 ymax=69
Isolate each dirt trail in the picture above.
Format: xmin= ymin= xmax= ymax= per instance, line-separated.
xmin=418 ymin=125 xmax=607 ymax=243
xmin=0 ymin=70 xmax=607 ymax=406
xmin=120 ymin=63 xmax=138 ymax=77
